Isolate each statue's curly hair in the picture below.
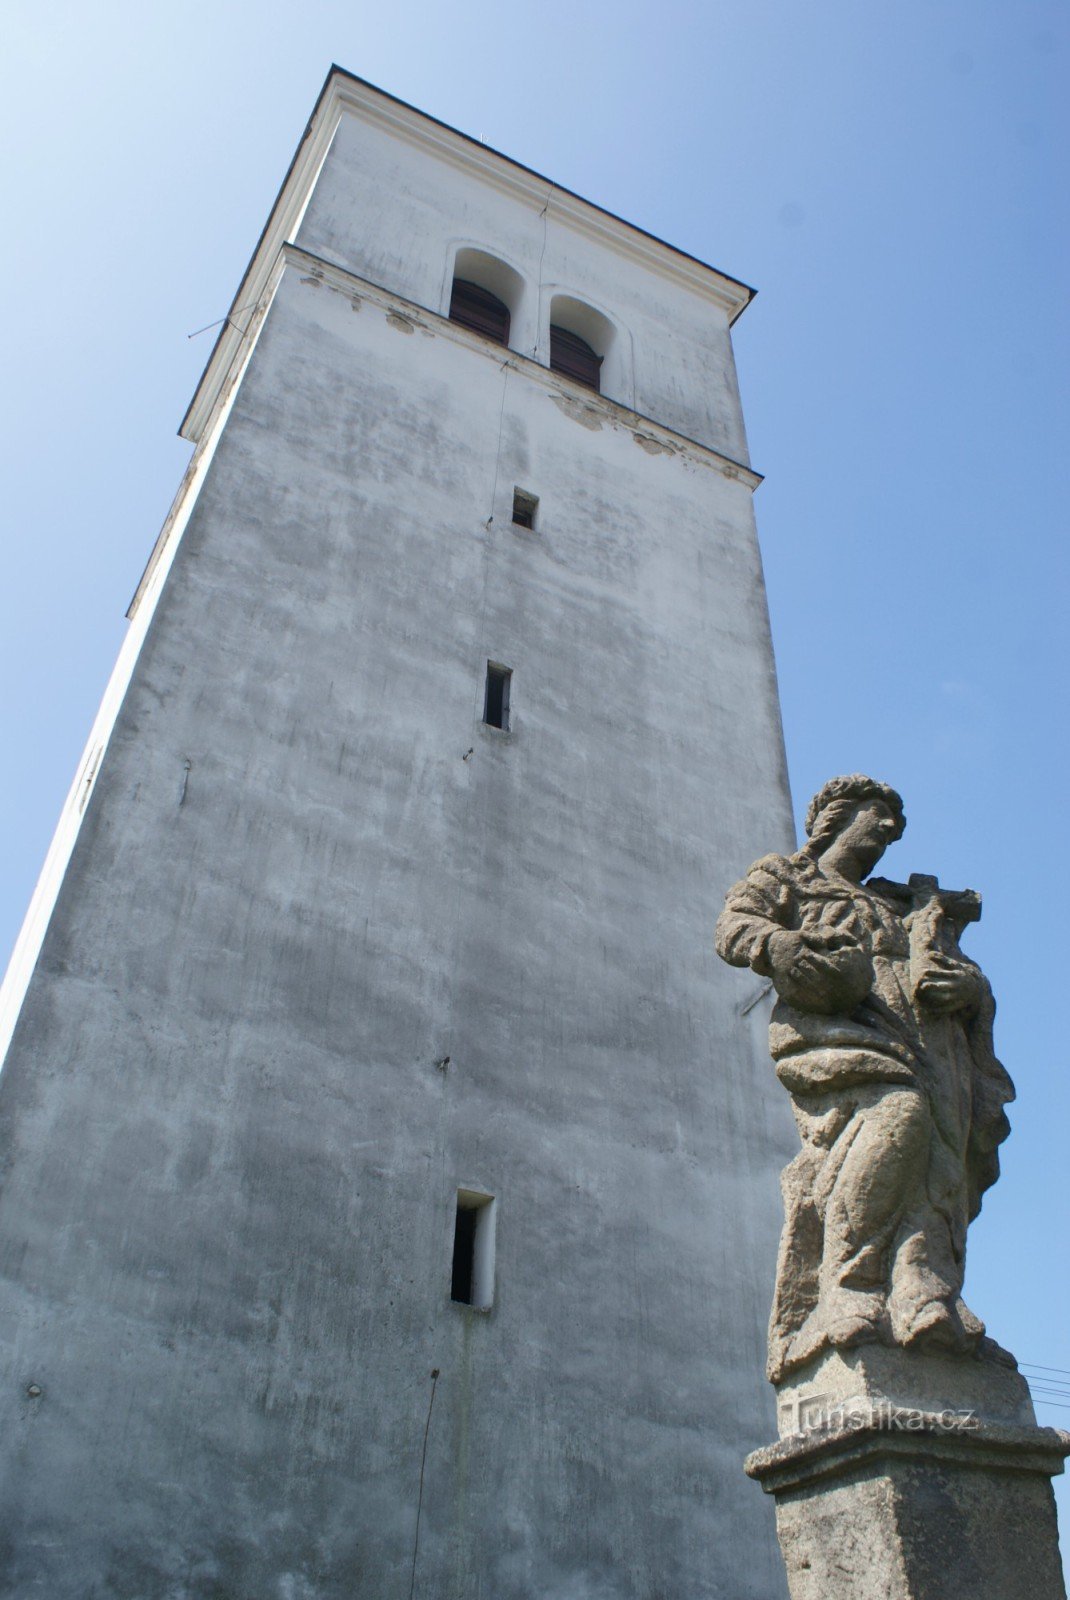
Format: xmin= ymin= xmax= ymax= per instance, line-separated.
xmin=803 ymin=774 xmax=906 ymax=856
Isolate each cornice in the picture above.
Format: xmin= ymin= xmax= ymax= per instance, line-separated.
xmin=181 ymin=68 xmax=756 ymax=446
xmin=326 ymin=77 xmax=754 ymax=317
xmin=279 ymin=244 xmax=763 ymax=489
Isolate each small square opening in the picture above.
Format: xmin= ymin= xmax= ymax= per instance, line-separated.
xmin=512 ymin=489 xmax=538 ymax=530
xmin=483 ymin=662 xmax=511 ymax=731
xmin=451 ymin=1190 xmax=496 ymax=1309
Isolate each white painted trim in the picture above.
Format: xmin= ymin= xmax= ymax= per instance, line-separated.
xmin=180 ymin=70 xmax=754 ymax=447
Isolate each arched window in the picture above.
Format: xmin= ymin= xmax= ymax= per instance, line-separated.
xmin=549 ymin=325 xmax=603 ymax=392
xmin=548 ymin=296 xmax=616 ymax=396
xmin=447 ymin=249 xmax=525 ymax=351
xmin=449 ymin=279 xmax=511 ymax=346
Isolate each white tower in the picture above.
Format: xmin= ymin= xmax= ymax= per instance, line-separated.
xmin=0 ymin=69 xmax=797 ymax=1598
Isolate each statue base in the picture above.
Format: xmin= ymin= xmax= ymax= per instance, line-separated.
xmin=746 ymin=1346 xmax=1070 ymax=1599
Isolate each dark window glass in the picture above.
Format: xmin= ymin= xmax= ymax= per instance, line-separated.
xmin=449 ymin=279 xmax=511 ymax=346
xmin=549 ymin=325 xmax=603 ymax=392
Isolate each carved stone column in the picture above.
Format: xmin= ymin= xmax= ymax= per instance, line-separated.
xmin=746 ymin=1345 xmax=1070 ymax=1599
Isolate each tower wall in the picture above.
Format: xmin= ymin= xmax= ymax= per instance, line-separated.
xmin=0 ymin=76 xmax=796 ymax=1599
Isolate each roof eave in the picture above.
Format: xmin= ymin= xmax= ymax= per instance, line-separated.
xmin=180 ymin=66 xmax=757 ymax=446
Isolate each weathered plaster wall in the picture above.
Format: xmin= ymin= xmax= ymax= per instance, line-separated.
xmin=0 ymin=144 xmax=795 ymax=1598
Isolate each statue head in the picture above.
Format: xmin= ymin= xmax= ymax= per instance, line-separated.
xmin=803 ymin=775 xmax=906 ymax=866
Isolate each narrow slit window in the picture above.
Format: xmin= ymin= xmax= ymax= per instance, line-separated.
xmin=483 ymin=662 xmax=511 ymax=731
xmin=450 ymin=1191 xmax=496 ymax=1309
xmin=512 ymin=489 xmax=538 ymax=530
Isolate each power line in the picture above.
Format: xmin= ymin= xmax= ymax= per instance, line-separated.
xmin=186 ymin=299 xmax=262 ymax=340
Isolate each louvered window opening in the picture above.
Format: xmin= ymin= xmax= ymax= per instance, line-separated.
xmin=550 ymin=325 xmax=603 ymax=393
xmin=449 ymin=279 xmax=511 ymax=346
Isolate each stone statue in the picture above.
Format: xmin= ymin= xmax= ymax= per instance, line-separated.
xmin=715 ymin=775 xmax=1014 ymax=1381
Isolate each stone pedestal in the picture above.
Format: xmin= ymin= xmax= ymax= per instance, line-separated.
xmin=746 ymin=1347 xmax=1070 ymax=1599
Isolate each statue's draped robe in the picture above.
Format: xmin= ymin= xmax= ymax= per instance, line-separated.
xmin=716 ymin=851 xmax=1013 ymax=1377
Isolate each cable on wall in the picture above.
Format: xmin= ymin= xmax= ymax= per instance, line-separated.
xmin=408 ymin=1367 xmax=441 ymax=1600
xmin=531 ymin=183 xmax=554 ymax=361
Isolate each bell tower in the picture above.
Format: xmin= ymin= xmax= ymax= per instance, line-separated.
xmin=0 ymin=69 xmax=796 ymax=1598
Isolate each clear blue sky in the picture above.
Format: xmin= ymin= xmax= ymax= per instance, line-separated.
xmin=3 ymin=0 xmax=1069 ymax=1539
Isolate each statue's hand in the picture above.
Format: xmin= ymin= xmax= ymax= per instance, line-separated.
xmin=765 ymin=928 xmax=814 ymax=974
xmin=765 ymin=930 xmax=873 ymax=1015
xmin=914 ymin=955 xmax=980 ymax=1015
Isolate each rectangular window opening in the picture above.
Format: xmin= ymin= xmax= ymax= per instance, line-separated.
xmin=512 ymin=488 xmax=538 ymax=530
xmin=483 ymin=662 xmax=511 ymax=731
xmin=451 ymin=1190 xmax=496 ymax=1309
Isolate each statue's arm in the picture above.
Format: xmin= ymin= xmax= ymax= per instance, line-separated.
xmin=717 ymin=857 xmax=875 ymax=1015
xmin=715 ymin=861 xmax=793 ymax=974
